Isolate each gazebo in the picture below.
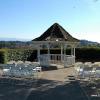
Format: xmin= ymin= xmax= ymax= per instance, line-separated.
xmin=32 ymin=23 xmax=80 ymax=67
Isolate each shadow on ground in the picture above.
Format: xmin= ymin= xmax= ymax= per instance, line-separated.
xmin=27 ymin=79 xmax=88 ymax=100
xmin=0 ymin=78 xmax=89 ymax=100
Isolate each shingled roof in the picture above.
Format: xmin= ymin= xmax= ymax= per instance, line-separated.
xmin=32 ymin=23 xmax=79 ymax=42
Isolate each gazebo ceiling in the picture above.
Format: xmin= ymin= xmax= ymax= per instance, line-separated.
xmin=32 ymin=23 xmax=79 ymax=42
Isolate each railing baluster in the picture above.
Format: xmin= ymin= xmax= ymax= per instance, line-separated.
xmin=39 ymin=54 xmax=75 ymax=67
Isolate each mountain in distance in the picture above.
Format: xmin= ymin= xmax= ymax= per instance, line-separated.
xmin=0 ymin=37 xmax=30 ymax=41
xmin=0 ymin=37 xmax=100 ymax=48
xmin=80 ymin=39 xmax=99 ymax=44
xmin=0 ymin=37 xmax=99 ymax=43
xmin=79 ymin=40 xmax=100 ymax=47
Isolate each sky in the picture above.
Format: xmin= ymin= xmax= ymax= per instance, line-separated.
xmin=0 ymin=0 xmax=100 ymax=42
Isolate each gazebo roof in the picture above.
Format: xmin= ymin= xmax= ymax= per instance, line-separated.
xmin=32 ymin=23 xmax=79 ymax=42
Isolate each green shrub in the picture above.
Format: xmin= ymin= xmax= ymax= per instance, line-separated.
xmin=0 ymin=49 xmax=7 ymax=64
xmin=76 ymin=48 xmax=100 ymax=62
xmin=0 ymin=49 xmax=37 ymax=63
xmin=6 ymin=49 xmax=37 ymax=62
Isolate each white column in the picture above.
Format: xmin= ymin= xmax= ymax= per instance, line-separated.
xmin=46 ymin=43 xmax=50 ymax=67
xmin=64 ymin=44 xmax=66 ymax=55
xmin=73 ymin=47 xmax=75 ymax=64
xmin=71 ymin=48 xmax=73 ymax=55
xmin=71 ymin=46 xmax=75 ymax=64
xmin=73 ymin=47 xmax=75 ymax=56
xmin=37 ymin=45 xmax=40 ymax=62
xmin=61 ymin=44 xmax=63 ymax=62
xmin=64 ymin=44 xmax=66 ymax=62
xmin=47 ymin=43 xmax=50 ymax=60
xmin=64 ymin=44 xmax=67 ymax=67
xmin=71 ymin=47 xmax=75 ymax=56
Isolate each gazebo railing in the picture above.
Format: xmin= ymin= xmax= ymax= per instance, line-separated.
xmin=64 ymin=55 xmax=75 ymax=67
xmin=39 ymin=54 xmax=75 ymax=67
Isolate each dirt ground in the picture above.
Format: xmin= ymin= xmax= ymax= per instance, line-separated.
xmin=38 ymin=67 xmax=76 ymax=81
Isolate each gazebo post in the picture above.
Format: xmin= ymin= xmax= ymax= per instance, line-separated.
xmin=61 ymin=44 xmax=63 ymax=62
xmin=63 ymin=44 xmax=67 ymax=67
xmin=71 ymin=47 xmax=73 ymax=56
xmin=37 ymin=44 xmax=40 ymax=63
xmin=71 ymin=46 xmax=75 ymax=56
xmin=73 ymin=47 xmax=75 ymax=64
xmin=73 ymin=47 xmax=75 ymax=56
xmin=64 ymin=44 xmax=66 ymax=55
xmin=47 ymin=43 xmax=50 ymax=61
xmin=64 ymin=44 xmax=66 ymax=65
xmin=71 ymin=46 xmax=76 ymax=64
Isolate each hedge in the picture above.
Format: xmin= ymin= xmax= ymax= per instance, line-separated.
xmin=0 ymin=49 xmax=7 ymax=63
xmin=7 ymin=49 xmax=37 ymax=62
xmin=0 ymin=49 xmax=37 ymax=64
xmin=0 ymin=48 xmax=100 ymax=64
xmin=75 ymin=48 xmax=100 ymax=62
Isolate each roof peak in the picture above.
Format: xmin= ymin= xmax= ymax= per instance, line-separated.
xmin=53 ymin=23 xmax=59 ymax=25
xmin=32 ymin=23 xmax=79 ymax=42
xmin=52 ymin=23 xmax=60 ymax=27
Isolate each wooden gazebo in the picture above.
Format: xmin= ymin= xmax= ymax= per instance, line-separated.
xmin=32 ymin=23 xmax=80 ymax=67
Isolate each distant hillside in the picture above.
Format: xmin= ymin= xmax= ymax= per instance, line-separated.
xmin=79 ymin=40 xmax=100 ymax=47
xmin=0 ymin=37 xmax=30 ymax=41
xmin=0 ymin=41 xmax=33 ymax=49
xmin=0 ymin=39 xmax=100 ymax=49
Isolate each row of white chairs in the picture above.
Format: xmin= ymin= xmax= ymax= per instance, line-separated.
xmin=7 ymin=61 xmax=38 ymax=64
xmin=0 ymin=63 xmax=41 ymax=78
xmin=74 ymin=62 xmax=100 ymax=79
